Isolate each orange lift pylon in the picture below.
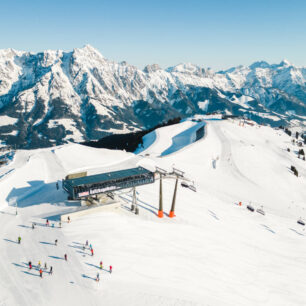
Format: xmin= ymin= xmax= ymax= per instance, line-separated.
xmin=155 ymin=166 xmax=188 ymax=218
xmin=169 ymin=168 xmax=185 ymax=218
xmin=156 ymin=167 xmax=167 ymax=218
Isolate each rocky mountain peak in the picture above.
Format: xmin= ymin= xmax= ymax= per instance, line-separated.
xmin=0 ymin=46 xmax=305 ymax=149
xmin=143 ymin=64 xmax=161 ymax=73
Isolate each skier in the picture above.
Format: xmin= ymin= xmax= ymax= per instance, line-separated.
xmin=109 ymin=265 xmax=112 ymax=274
xmin=32 ymin=223 xmax=35 ymax=230
xmin=85 ymin=240 xmax=88 ymax=247
xmin=28 ymin=261 xmax=32 ymax=269
xmin=89 ymin=243 xmax=92 ymax=250
xmin=56 ymin=182 xmax=59 ymax=190
xmin=46 ymin=219 xmax=49 ymax=226
xmin=38 ymin=261 xmax=41 ymax=269
xmin=44 ymin=262 xmax=47 ymax=270
xmin=82 ymin=245 xmax=85 ymax=251
xmin=91 ymin=248 xmax=94 ymax=256
xmin=64 ymin=254 xmax=67 ymax=261
xmin=67 ymin=216 xmax=70 ymax=223
xmin=39 ymin=269 xmax=43 ymax=278
xmin=55 ymin=239 xmax=58 ymax=246
xmin=52 ymin=223 xmax=54 ymax=228
xmin=17 ymin=236 xmax=21 ymax=244
xmin=96 ymin=272 xmax=100 ymax=282
xmin=99 ymin=261 xmax=103 ymax=270
xmin=59 ymin=221 xmax=62 ymax=228
xmin=49 ymin=266 xmax=53 ymax=275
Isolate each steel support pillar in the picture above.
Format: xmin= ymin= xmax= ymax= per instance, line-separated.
xmin=169 ymin=177 xmax=178 ymax=218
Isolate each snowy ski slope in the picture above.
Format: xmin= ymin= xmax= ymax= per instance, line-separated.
xmin=0 ymin=119 xmax=306 ymax=306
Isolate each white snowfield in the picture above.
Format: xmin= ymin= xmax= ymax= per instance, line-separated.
xmin=1 ymin=119 xmax=306 ymax=306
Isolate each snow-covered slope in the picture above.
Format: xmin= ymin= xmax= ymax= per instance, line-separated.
xmin=0 ymin=46 xmax=305 ymax=149
xmin=1 ymin=119 xmax=306 ymax=305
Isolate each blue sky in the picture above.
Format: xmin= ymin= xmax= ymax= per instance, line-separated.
xmin=0 ymin=0 xmax=305 ymax=70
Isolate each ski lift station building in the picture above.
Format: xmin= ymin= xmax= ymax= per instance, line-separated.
xmin=62 ymin=166 xmax=155 ymax=200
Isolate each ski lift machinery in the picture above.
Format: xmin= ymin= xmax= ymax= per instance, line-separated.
xmin=171 ymin=168 xmax=196 ymax=192
xmin=154 ymin=166 xmax=196 ymax=218
xmin=155 ymin=166 xmax=168 ymax=176
xmin=172 ymin=167 xmax=185 ymax=178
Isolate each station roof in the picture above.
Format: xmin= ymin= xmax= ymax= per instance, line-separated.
xmin=65 ymin=166 xmax=152 ymax=187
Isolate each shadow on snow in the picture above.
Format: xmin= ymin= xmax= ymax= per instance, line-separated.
xmin=85 ymin=262 xmax=109 ymax=272
xmin=82 ymin=274 xmax=96 ymax=281
xmin=40 ymin=241 xmax=55 ymax=246
xmin=49 ymin=255 xmax=64 ymax=260
xmin=5 ymin=180 xmax=78 ymax=208
xmin=3 ymin=238 xmax=18 ymax=244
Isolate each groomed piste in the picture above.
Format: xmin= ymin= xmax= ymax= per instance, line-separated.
xmin=0 ymin=118 xmax=306 ymax=306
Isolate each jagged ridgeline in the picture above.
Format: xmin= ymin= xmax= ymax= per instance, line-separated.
xmin=0 ymin=45 xmax=305 ymax=149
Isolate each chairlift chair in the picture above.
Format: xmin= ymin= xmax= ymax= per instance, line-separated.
xmin=256 ymin=208 xmax=265 ymax=215
xmin=181 ymin=181 xmax=189 ymax=188
xmin=188 ymin=182 xmax=197 ymax=192
xmin=247 ymin=205 xmax=255 ymax=212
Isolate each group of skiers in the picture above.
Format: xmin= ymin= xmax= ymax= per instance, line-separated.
xmin=16 ymin=218 xmax=113 ymax=281
xmin=95 ymin=261 xmax=112 ymax=282
xmin=28 ymin=260 xmax=53 ymax=278
xmin=45 ymin=219 xmax=60 ymax=228
xmin=83 ymin=241 xmax=113 ymax=282
xmin=83 ymin=240 xmax=94 ymax=256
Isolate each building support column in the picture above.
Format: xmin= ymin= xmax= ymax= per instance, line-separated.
xmin=134 ymin=188 xmax=139 ymax=215
xmin=158 ymin=174 xmax=163 ymax=218
xmin=131 ymin=187 xmax=136 ymax=211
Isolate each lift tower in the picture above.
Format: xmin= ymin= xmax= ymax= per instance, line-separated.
xmin=169 ymin=168 xmax=185 ymax=218
xmin=156 ymin=167 xmax=167 ymax=218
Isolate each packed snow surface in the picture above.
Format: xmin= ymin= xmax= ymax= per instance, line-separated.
xmin=1 ymin=119 xmax=306 ymax=306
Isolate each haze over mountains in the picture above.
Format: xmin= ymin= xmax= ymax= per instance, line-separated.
xmin=0 ymin=45 xmax=305 ymax=149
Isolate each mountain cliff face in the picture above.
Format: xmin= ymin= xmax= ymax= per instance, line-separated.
xmin=0 ymin=45 xmax=305 ymax=148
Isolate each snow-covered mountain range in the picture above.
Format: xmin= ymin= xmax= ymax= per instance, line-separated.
xmin=0 ymin=45 xmax=305 ymax=148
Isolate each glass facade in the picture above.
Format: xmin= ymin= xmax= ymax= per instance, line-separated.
xmin=63 ymin=168 xmax=154 ymax=200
